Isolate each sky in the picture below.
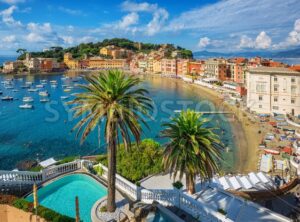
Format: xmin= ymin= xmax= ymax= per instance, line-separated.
xmin=0 ymin=0 xmax=300 ymax=55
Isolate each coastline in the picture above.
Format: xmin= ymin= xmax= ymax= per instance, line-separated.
xmin=183 ymin=81 xmax=258 ymax=173
xmin=153 ymin=75 xmax=258 ymax=173
xmin=0 ymin=70 xmax=257 ymax=173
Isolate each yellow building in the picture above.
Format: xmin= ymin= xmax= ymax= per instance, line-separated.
xmin=64 ymin=53 xmax=80 ymax=69
xmin=153 ymin=60 xmax=162 ymax=73
xmin=88 ymin=57 xmax=127 ymax=69
xmin=99 ymin=47 xmax=110 ymax=56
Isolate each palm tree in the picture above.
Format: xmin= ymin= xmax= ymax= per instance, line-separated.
xmin=69 ymin=70 xmax=153 ymax=212
xmin=161 ymin=109 xmax=223 ymax=194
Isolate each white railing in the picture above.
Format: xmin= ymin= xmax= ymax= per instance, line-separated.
xmin=0 ymin=160 xmax=82 ymax=187
xmin=95 ymin=163 xmax=139 ymax=200
xmin=94 ymin=163 xmax=231 ymax=221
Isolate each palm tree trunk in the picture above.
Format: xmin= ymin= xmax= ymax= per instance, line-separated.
xmin=186 ymin=173 xmax=196 ymax=194
xmin=107 ymin=134 xmax=117 ymax=212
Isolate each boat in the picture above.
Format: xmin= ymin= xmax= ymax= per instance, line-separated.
xmin=50 ymin=80 xmax=57 ymax=84
xmin=66 ymin=86 xmax=74 ymax=89
xmin=28 ymin=88 xmax=39 ymax=92
xmin=40 ymin=80 xmax=47 ymax=83
xmin=1 ymin=96 xmax=13 ymax=101
xmin=19 ymin=104 xmax=33 ymax=109
xmin=40 ymin=98 xmax=50 ymax=103
xmin=36 ymin=84 xmax=44 ymax=88
xmin=62 ymin=84 xmax=68 ymax=88
xmin=51 ymin=84 xmax=57 ymax=88
xmin=23 ymin=97 xmax=34 ymax=103
xmin=25 ymin=81 xmax=33 ymax=85
xmin=21 ymin=85 xmax=30 ymax=89
xmin=60 ymin=96 xmax=69 ymax=100
xmin=12 ymin=89 xmax=19 ymax=92
xmin=64 ymin=89 xmax=71 ymax=92
xmin=264 ymin=148 xmax=280 ymax=155
xmin=39 ymin=91 xmax=49 ymax=97
xmin=5 ymin=85 xmax=14 ymax=89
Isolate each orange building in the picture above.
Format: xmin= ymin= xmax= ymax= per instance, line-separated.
xmin=40 ymin=59 xmax=53 ymax=72
xmin=176 ymin=59 xmax=189 ymax=76
xmin=289 ymin=65 xmax=300 ymax=72
xmin=188 ymin=61 xmax=204 ymax=76
xmin=161 ymin=59 xmax=177 ymax=75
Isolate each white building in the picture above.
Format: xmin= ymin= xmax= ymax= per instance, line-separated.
xmin=247 ymin=67 xmax=300 ymax=116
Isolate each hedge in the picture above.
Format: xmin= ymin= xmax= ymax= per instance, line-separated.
xmin=12 ymin=198 xmax=75 ymax=222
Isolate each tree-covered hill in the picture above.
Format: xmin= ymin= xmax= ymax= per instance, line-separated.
xmin=17 ymin=38 xmax=193 ymax=62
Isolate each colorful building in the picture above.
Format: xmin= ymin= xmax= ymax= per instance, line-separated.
xmin=205 ymin=58 xmax=227 ymax=81
xmin=161 ymin=59 xmax=177 ymax=75
xmin=88 ymin=57 xmax=127 ymax=69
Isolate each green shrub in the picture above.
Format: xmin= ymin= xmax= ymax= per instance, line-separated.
xmin=218 ymin=208 xmax=227 ymax=215
xmin=97 ymin=139 xmax=163 ymax=183
xmin=100 ymin=205 xmax=107 ymax=212
xmin=56 ymin=156 xmax=78 ymax=165
xmin=29 ymin=165 xmax=44 ymax=172
xmin=12 ymin=198 xmax=75 ymax=221
xmin=94 ymin=165 xmax=104 ymax=176
xmin=172 ymin=181 xmax=183 ymax=190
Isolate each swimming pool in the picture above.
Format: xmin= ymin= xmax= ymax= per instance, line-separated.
xmin=26 ymin=174 xmax=107 ymax=222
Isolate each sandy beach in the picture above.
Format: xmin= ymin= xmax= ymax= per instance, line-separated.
xmin=164 ymin=77 xmax=259 ymax=173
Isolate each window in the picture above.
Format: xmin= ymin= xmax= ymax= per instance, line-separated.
xmin=291 ymin=78 xmax=296 ymax=83
xmin=274 ymin=97 xmax=278 ymax=102
xmin=274 ymin=85 xmax=278 ymax=92
xmin=259 ymin=105 xmax=262 ymax=108
xmin=259 ymin=95 xmax=263 ymax=101
xmin=274 ymin=77 xmax=278 ymax=82
xmin=291 ymin=86 xmax=297 ymax=94
xmin=272 ymin=106 xmax=279 ymax=110
xmin=256 ymin=83 xmax=266 ymax=93
xmin=291 ymin=98 xmax=295 ymax=104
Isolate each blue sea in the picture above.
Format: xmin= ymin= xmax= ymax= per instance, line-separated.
xmin=0 ymin=56 xmax=17 ymax=66
xmin=0 ymin=72 xmax=236 ymax=171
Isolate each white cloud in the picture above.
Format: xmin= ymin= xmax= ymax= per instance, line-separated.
xmin=145 ymin=8 xmax=168 ymax=36
xmin=238 ymin=31 xmax=271 ymax=49
xmin=27 ymin=22 xmax=52 ymax=33
xmin=58 ymin=6 xmax=84 ymax=16
xmin=25 ymin=33 xmax=45 ymax=43
xmin=62 ymin=36 xmax=74 ymax=45
xmin=272 ymin=19 xmax=300 ymax=49
xmin=238 ymin=35 xmax=255 ymax=48
xmin=121 ymin=1 xmax=157 ymax=12
xmin=255 ymin=31 xmax=272 ymax=49
xmin=117 ymin=12 xmax=139 ymax=29
xmin=119 ymin=1 xmax=169 ymax=36
xmin=0 ymin=0 xmax=25 ymax=4
xmin=198 ymin=37 xmax=210 ymax=48
xmin=167 ymin=0 xmax=300 ymax=36
xmin=0 ymin=6 xmax=22 ymax=27
xmin=2 ymin=35 xmax=16 ymax=43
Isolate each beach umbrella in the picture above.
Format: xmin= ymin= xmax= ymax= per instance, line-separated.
xmin=75 ymin=196 xmax=80 ymax=222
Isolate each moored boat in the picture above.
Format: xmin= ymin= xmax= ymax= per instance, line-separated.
xmin=19 ymin=104 xmax=33 ymax=109
xmin=23 ymin=97 xmax=34 ymax=103
xmin=36 ymin=84 xmax=44 ymax=88
xmin=40 ymin=98 xmax=50 ymax=103
xmin=60 ymin=96 xmax=69 ymax=100
xmin=1 ymin=96 xmax=13 ymax=101
xmin=28 ymin=88 xmax=39 ymax=92
xmin=39 ymin=91 xmax=49 ymax=97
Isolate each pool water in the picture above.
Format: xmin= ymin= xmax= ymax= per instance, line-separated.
xmin=146 ymin=210 xmax=174 ymax=222
xmin=26 ymin=174 xmax=107 ymax=222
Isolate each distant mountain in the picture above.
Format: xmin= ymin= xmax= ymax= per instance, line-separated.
xmin=273 ymin=47 xmax=300 ymax=58
xmin=194 ymin=47 xmax=300 ymax=59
